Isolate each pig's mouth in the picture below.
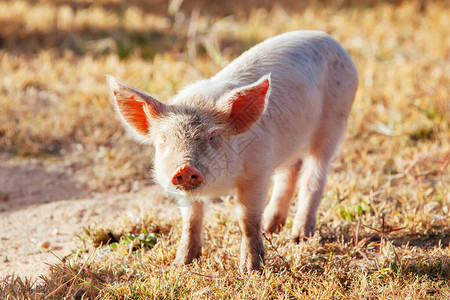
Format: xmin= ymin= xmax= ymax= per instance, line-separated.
xmin=175 ymin=183 xmax=202 ymax=191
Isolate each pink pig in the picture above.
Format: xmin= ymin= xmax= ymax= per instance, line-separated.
xmin=107 ymin=30 xmax=358 ymax=272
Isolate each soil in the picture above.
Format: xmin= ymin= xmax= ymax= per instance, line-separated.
xmin=0 ymin=153 xmax=179 ymax=279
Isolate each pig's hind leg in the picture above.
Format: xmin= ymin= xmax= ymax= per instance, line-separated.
xmin=290 ymin=51 xmax=357 ymax=242
xmin=262 ymin=160 xmax=302 ymax=234
xmin=291 ymin=118 xmax=348 ymax=242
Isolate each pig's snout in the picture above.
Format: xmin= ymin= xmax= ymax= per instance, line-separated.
xmin=171 ymin=164 xmax=204 ymax=190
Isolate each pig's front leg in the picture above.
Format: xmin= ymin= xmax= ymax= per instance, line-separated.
xmin=263 ymin=160 xmax=302 ymax=234
xmin=173 ymin=200 xmax=204 ymax=265
xmin=235 ymin=176 xmax=269 ymax=272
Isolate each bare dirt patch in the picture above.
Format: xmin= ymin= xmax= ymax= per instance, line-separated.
xmin=0 ymin=154 xmax=176 ymax=278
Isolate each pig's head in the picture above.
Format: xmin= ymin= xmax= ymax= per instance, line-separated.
xmin=106 ymin=74 xmax=271 ymax=200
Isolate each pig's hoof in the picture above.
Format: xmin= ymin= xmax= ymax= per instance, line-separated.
xmin=239 ymin=248 xmax=264 ymax=273
xmin=263 ymin=213 xmax=286 ymax=234
xmin=172 ymin=257 xmax=188 ymax=266
xmin=172 ymin=255 xmax=199 ymax=266
xmin=291 ymin=219 xmax=316 ymax=243
xmin=239 ymin=261 xmax=263 ymax=274
xmin=173 ymin=248 xmax=202 ymax=266
xmin=291 ymin=236 xmax=308 ymax=244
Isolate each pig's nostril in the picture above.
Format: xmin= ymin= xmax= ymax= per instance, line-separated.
xmin=176 ymin=175 xmax=183 ymax=182
xmin=191 ymin=174 xmax=198 ymax=180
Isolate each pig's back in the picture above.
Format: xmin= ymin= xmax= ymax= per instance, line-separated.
xmin=214 ymin=31 xmax=330 ymax=87
xmin=214 ymin=30 xmax=356 ymax=92
xmin=212 ymin=30 xmax=358 ymax=168
xmin=174 ymin=30 xmax=357 ymax=112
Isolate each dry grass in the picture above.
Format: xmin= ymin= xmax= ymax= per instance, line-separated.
xmin=0 ymin=0 xmax=449 ymax=298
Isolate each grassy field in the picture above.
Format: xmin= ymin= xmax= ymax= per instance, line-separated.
xmin=1 ymin=0 xmax=449 ymax=298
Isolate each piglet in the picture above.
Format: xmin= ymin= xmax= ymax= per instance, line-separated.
xmin=107 ymin=30 xmax=358 ymax=272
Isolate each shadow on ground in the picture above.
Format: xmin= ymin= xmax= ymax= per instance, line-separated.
xmin=0 ymin=158 xmax=87 ymax=213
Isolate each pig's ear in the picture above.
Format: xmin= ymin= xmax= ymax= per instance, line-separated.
xmin=217 ymin=74 xmax=271 ymax=135
xmin=106 ymin=75 xmax=167 ymax=143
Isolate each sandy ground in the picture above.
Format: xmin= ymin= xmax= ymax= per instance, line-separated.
xmin=0 ymin=154 xmax=179 ymax=279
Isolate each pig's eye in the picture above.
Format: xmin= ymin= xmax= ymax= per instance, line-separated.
xmin=207 ymin=133 xmax=218 ymax=143
xmin=159 ymin=136 xmax=167 ymax=147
